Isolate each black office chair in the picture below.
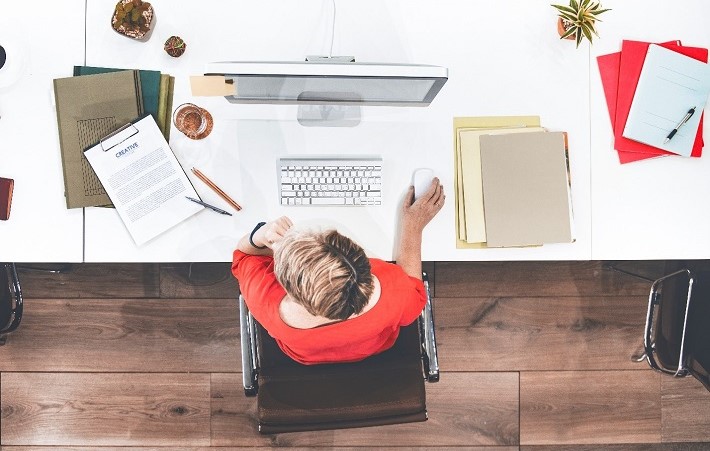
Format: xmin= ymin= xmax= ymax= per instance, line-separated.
xmin=239 ymin=272 xmax=439 ymax=433
xmin=0 ymin=263 xmax=24 ymax=345
xmin=640 ymin=268 xmax=710 ymax=392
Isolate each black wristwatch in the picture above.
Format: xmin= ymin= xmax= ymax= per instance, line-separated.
xmin=249 ymin=222 xmax=267 ymax=249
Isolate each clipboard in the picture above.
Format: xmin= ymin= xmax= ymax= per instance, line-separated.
xmin=84 ymin=115 xmax=203 ymax=246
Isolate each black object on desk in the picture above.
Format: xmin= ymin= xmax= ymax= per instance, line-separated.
xmin=185 ymin=196 xmax=232 ymax=216
xmin=664 ymin=106 xmax=696 ymax=144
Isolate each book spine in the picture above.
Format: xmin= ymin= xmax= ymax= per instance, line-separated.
xmin=164 ymin=76 xmax=175 ymax=142
xmin=156 ymin=74 xmax=169 ymax=138
xmin=133 ymin=70 xmax=144 ymax=116
xmin=53 ymin=79 xmax=74 ymax=209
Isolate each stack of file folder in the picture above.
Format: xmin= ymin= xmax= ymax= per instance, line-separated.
xmin=597 ymin=40 xmax=710 ymax=164
xmin=454 ymin=116 xmax=574 ymax=249
xmin=73 ymin=66 xmax=175 ymax=143
xmin=53 ymin=67 xmax=175 ymax=208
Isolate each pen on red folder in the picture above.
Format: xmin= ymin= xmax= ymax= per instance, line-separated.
xmin=664 ymin=106 xmax=696 ymax=144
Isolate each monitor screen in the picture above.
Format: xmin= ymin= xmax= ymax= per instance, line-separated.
xmin=205 ymin=61 xmax=448 ymax=106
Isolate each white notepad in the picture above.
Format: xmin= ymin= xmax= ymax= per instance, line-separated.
xmin=623 ymin=44 xmax=710 ymax=157
xmin=84 ymin=115 xmax=203 ymax=246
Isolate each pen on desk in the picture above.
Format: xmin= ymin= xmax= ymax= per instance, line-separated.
xmin=185 ymin=196 xmax=232 ymax=216
xmin=664 ymin=106 xmax=696 ymax=144
xmin=191 ymin=167 xmax=242 ymax=211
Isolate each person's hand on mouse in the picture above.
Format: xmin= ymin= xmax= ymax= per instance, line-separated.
xmin=401 ymin=178 xmax=445 ymax=234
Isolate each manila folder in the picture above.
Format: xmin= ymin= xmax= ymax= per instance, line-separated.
xmin=479 ymin=131 xmax=572 ymax=247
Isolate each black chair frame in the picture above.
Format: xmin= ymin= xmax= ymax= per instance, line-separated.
xmin=643 ymin=269 xmax=708 ymax=377
xmin=1 ymin=262 xmax=24 ymax=343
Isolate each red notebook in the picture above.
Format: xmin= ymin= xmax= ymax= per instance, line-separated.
xmin=613 ymin=40 xmax=707 ymax=159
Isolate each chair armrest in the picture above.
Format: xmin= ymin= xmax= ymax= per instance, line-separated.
xmin=1 ymin=263 xmax=23 ymax=336
xmin=239 ymin=294 xmax=259 ymax=396
xmin=419 ymin=272 xmax=439 ymax=382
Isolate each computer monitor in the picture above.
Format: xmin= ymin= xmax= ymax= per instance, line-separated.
xmin=204 ymin=61 xmax=448 ymax=106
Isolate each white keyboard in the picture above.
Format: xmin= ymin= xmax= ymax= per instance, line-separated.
xmin=279 ymin=157 xmax=383 ymax=206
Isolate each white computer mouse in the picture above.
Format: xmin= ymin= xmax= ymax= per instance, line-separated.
xmin=412 ymin=168 xmax=435 ymax=200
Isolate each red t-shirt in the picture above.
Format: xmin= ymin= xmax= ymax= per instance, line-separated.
xmin=232 ymin=250 xmax=427 ymax=365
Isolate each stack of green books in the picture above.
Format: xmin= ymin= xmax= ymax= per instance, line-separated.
xmin=73 ymin=66 xmax=175 ymax=141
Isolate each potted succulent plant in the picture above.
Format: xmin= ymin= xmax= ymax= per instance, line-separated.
xmin=112 ymin=0 xmax=154 ymax=40
xmin=552 ymin=0 xmax=610 ymax=48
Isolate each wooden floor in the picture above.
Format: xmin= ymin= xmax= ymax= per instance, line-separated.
xmin=1 ymin=261 xmax=710 ymax=449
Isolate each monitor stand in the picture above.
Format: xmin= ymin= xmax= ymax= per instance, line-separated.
xmin=297 ymin=104 xmax=360 ymax=127
xmin=298 ymin=56 xmax=361 ymax=127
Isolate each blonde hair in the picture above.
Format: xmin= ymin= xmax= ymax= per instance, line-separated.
xmin=273 ymin=229 xmax=373 ymax=321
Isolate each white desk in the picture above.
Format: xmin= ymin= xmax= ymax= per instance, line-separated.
xmin=4 ymin=1 xmax=710 ymax=263
xmin=590 ymin=0 xmax=710 ymax=259
xmin=84 ymin=0 xmax=591 ymax=262
xmin=0 ymin=1 xmax=85 ymax=262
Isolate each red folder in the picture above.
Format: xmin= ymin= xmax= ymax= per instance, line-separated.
xmin=613 ymin=40 xmax=706 ymax=159
xmin=597 ymin=52 xmax=659 ymax=163
xmin=597 ymin=40 xmax=707 ymax=163
xmin=598 ymin=52 xmax=620 ymax=127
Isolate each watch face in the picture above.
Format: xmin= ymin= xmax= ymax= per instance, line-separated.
xmin=0 ymin=45 xmax=6 ymax=70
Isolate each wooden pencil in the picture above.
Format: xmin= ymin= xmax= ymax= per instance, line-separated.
xmin=191 ymin=167 xmax=242 ymax=211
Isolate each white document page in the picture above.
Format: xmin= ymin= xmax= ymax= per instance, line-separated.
xmin=623 ymin=44 xmax=710 ymax=157
xmin=84 ymin=115 xmax=203 ymax=245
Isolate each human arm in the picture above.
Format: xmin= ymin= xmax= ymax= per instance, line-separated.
xmin=236 ymin=216 xmax=294 ymax=256
xmin=395 ymin=178 xmax=445 ymax=279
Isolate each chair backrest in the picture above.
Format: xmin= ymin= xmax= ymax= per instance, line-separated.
xmin=253 ymin=318 xmax=427 ymax=433
xmin=1 ymin=263 xmax=23 ymax=337
xmin=644 ymin=268 xmax=710 ymax=392
xmin=645 ymin=269 xmax=693 ymax=375
xmin=686 ymin=271 xmax=710 ymax=391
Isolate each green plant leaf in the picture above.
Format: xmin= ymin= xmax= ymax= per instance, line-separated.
xmin=590 ymin=23 xmax=600 ymax=37
xmin=556 ymin=9 xmax=577 ymax=20
xmin=560 ymin=27 xmax=577 ymax=39
xmin=559 ymin=12 xmax=577 ymax=22
xmin=553 ymin=4 xmax=577 ymax=15
xmin=581 ymin=23 xmax=593 ymax=42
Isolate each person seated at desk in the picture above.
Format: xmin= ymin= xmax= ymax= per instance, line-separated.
xmin=231 ymin=179 xmax=445 ymax=365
